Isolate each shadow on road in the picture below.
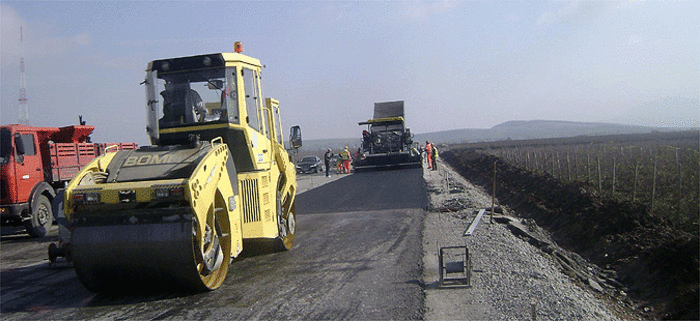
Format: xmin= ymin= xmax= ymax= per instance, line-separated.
xmin=0 ymin=263 xmax=91 ymax=313
xmin=1 ymin=225 xmax=58 ymax=242
xmin=1 ymin=259 xmax=205 ymax=314
xmin=83 ymin=289 xmax=198 ymax=308
xmin=0 ymin=233 xmax=57 ymax=244
xmin=296 ymin=168 xmax=427 ymax=215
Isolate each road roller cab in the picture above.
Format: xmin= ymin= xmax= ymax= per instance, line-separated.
xmin=63 ymin=45 xmax=301 ymax=292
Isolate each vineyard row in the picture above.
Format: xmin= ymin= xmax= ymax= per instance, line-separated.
xmin=485 ymin=144 xmax=699 ymax=231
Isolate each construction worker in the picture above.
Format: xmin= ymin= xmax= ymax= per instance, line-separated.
xmin=362 ymin=130 xmax=371 ymax=152
xmin=336 ymin=154 xmax=343 ymax=174
xmin=353 ymin=148 xmax=362 ymax=168
xmin=160 ymin=81 xmax=207 ymax=126
xmin=324 ymin=148 xmax=334 ymax=177
xmin=431 ymin=144 xmax=439 ymax=171
xmin=425 ymin=141 xmax=433 ymax=169
xmin=340 ymin=146 xmax=352 ymax=174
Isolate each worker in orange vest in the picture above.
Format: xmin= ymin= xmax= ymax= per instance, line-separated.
xmin=425 ymin=141 xmax=433 ymax=169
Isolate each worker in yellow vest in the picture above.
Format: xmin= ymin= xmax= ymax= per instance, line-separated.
xmin=340 ymin=146 xmax=351 ymax=174
xmin=431 ymin=144 xmax=438 ymax=171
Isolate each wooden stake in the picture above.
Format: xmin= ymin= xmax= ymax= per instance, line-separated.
xmin=612 ymin=157 xmax=616 ymax=196
xmin=566 ymin=152 xmax=571 ymax=182
xmin=597 ymin=155 xmax=602 ymax=192
xmin=651 ymin=156 xmax=657 ymax=216
xmin=491 ymin=159 xmax=497 ymax=223
xmin=526 ymin=151 xmax=530 ymax=171
xmin=556 ymin=152 xmax=561 ymax=180
xmin=676 ymin=148 xmax=682 ymax=221
xmin=587 ymin=153 xmax=591 ymax=184
xmin=633 ymin=160 xmax=639 ymax=202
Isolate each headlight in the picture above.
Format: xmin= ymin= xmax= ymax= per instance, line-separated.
xmin=73 ymin=191 xmax=101 ymax=205
xmin=154 ymin=185 xmax=185 ymax=199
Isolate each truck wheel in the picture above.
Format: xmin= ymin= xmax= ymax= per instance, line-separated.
xmin=25 ymin=195 xmax=53 ymax=238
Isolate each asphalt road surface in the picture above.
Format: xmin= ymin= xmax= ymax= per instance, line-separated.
xmin=1 ymin=168 xmax=427 ymax=320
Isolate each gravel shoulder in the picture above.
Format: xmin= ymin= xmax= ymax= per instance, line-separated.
xmin=421 ymin=160 xmax=626 ymax=321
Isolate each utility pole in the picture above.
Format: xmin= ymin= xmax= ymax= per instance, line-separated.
xmin=18 ymin=26 xmax=30 ymax=125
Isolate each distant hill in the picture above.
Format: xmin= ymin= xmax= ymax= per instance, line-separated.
xmin=298 ymin=138 xmax=363 ymax=153
xmin=299 ymin=120 xmax=695 ymax=153
xmin=415 ymin=120 xmax=694 ymax=145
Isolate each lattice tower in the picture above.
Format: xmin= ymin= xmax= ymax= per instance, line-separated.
xmin=18 ymin=26 xmax=29 ymax=125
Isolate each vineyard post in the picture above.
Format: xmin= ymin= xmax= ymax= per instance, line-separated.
xmin=512 ymin=150 xmax=515 ymax=167
xmin=587 ymin=153 xmax=591 ymax=184
xmin=676 ymin=148 xmax=681 ymax=222
xmin=541 ymin=151 xmax=546 ymax=174
xmin=520 ymin=150 xmax=524 ymax=169
xmin=651 ymin=156 xmax=657 ymax=216
xmin=566 ymin=152 xmax=571 ymax=182
xmin=612 ymin=157 xmax=616 ymax=196
xmin=552 ymin=153 xmax=556 ymax=177
xmin=556 ymin=152 xmax=561 ymax=180
xmin=511 ymin=150 xmax=514 ymax=164
xmin=633 ymin=160 xmax=639 ymax=202
xmin=526 ymin=151 xmax=530 ymax=171
xmin=597 ymin=155 xmax=602 ymax=192
xmin=491 ymin=159 xmax=497 ymax=224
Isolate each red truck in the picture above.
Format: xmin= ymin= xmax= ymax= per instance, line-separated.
xmin=0 ymin=123 xmax=136 ymax=237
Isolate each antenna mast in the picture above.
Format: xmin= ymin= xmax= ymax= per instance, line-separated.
xmin=18 ymin=26 xmax=29 ymax=125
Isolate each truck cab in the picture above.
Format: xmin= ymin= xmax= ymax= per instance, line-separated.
xmin=1 ymin=125 xmax=52 ymax=236
xmin=1 ymin=123 xmax=135 ymax=237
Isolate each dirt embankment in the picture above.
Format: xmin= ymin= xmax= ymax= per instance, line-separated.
xmin=442 ymin=148 xmax=699 ymax=320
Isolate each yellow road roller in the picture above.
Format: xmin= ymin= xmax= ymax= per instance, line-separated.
xmin=63 ymin=44 xmax=302 ymax=292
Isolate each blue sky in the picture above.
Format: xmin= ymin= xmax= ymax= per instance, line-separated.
xmin=1 ymin=1 xmax=698 ymax=145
